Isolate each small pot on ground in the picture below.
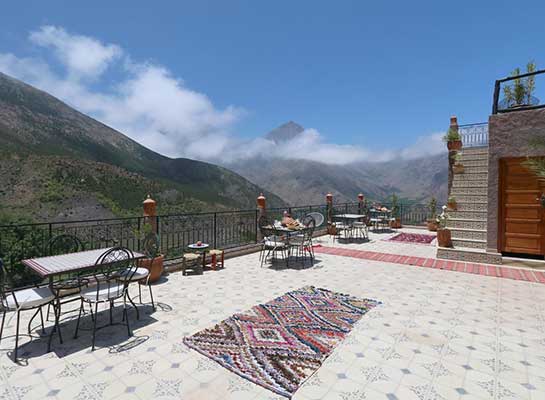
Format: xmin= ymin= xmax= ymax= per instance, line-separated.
xmin=427 ymin=220 xmax=438 ymax=232
xmin=437 ymin=228 xmax=452 ymax=247
xmin=327 ymin=224 xmax=337 ymax=235
xmin=447 ymin=198 xmax=457 ymax=211
xmin=138 ymin=254 xmax=164 ymax=283
xmin=390 ymin=218 xmax=402 ymax=229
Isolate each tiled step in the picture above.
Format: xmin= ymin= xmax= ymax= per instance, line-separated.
xmin=451 ymin=187 xmax=488 ymax=196
xmin=452 ymin=238 xmax=487 ymax=249
xmin=448 ymin=210 xmax=488 ymax=220
xmin=436 ymin=246 xmax=502 ymax=265
xmin=461 ymin=147 xmax=488 ymax=156
xmin=451 ymin=194 xmax=488 ymax=203
xmin=452 ymin=180 xmax=488 ymax=189
xmin=446 ymin=218 xmax=487 ymax=230
xmin=450 ymin=228 xmax=487 ymax=241
xmin=460 ymin=159 xmax=488 ymax=167
xmin=456 ymin=167 xmax=489 ymax=174
xmin=460 ymin=153 xmax=488 ymax=162
xmin=452 ymin=201 xmax=487 ymax=212
xmin=452 ymin=172 xmax=488 ymax=182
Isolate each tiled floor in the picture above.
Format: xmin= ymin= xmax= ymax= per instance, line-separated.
xmin=2 ymin=228 xmax=545 ymax=400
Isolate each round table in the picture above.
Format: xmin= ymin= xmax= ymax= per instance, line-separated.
xmin=188 ymin=243 xmax=210 ymax=269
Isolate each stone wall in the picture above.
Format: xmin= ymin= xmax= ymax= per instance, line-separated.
xmin=487 ymin=108 xmax=545 ymax=252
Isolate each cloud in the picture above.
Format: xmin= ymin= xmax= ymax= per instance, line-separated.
xmin=0 ymin=25 xmax=445 ymax=164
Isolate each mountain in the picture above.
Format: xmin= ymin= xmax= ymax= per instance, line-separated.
xmin=226 ymin=122 xmax=448 ymax=205
xmin=0 ymin=72 xmax=285 ymax=222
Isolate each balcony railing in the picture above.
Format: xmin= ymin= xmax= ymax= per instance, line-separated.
xmin=459 ymin=122 xmax=488 ymax=148
xmin=493 ymin=69 xmax=545 ymax=114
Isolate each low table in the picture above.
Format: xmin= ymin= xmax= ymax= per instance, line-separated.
xmin=187 ymin=243 xmax=210 ymax=269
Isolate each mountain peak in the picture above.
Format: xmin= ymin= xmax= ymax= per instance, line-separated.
xmin=265 ymin=121 xmax=305 ymax=143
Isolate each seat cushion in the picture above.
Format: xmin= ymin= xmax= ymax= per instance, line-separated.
xmin=4 ymin=287 xmax=55 ymax=310
xmin=264 ymin=240 xmax=288 ymax=248
xmin=209 ymin=249 xmax=224 ymax=256
xmin=81 ymin=284 xmax=125 ymax=302
xmin=183 ymin=253 xmax=200 ymax=261
xmin=119 ymin=267 xmax=149 ymax=282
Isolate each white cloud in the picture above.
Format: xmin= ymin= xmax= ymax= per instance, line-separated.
xmin=0 ymin=25 xmax=446 ymax=165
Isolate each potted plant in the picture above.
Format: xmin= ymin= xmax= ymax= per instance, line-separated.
xmin=453 ymin=152 xmax=465 ymax=174
xmin=427 ymin=197 xmax=438 ymax=231
xmin=447 ymin=195 xmax=457 ymax=210
xmin=436 ymin=206 xmax=452 ymax=247
xmin=389 ymin=194 xmax=402 ymax=229
xmin=443 ymin=127 xmax=462 ymax=151
xmin=135 ymin=226 xmax=164 ymax=283
xmin=502 ymin=61 xmax=537 ymax=109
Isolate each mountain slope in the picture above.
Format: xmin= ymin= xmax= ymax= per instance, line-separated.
xmin=0 ymin=72 xmax=285 ymax=222
xmin=227 ymin=122 xmax=448 ymax=205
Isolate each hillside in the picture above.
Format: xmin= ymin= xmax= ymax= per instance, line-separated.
xmin=0 ymin=72 xmax=285 ymax=222
xmin=227 ymin=122 xmax=448 ymax=205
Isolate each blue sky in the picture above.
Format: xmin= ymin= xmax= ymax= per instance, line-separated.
xmin=0 ymin=1 xmax=543 ymax=162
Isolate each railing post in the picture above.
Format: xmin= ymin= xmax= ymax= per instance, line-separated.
xmin=326 ymin=193 xmax=333 ymax=225
xmin=257 ymin=193 xmax=266 ymax=241
xmin=213 ymin=212 xmax=217 ymax=248
xmin=492 ymin=80 xmax=500 ymax=114
xmin=143 ymin=194 xmax=158 ymax=236
xmin=358 ymin=193 xmax=364 ymax=215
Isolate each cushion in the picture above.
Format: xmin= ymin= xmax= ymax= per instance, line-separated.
xmin=4 ymin=287 xmax=55 ymax=310
xmin=264 ymin=240 xmax=288 ymax=248
xmin=81 ymin=284 xmax=125 ymax=302
xmin=119 ymin=267 xmax=149 ymax=281
xmin=209 ymin=249 xmax=224 ymax=256
xmin=183 ymin=253 xmax=200 ymax=261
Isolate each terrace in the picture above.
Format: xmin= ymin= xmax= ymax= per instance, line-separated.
xmin=2 ymin=201 xmax=545 ymax=400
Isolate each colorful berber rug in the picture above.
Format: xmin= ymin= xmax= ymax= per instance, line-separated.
xmin=183 ymin=286 xmax=380 ymax=398
xmin=387 ymin=232 xmax=436 ymax=245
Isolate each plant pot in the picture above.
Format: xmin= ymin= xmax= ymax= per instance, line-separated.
xmin=138 ymin=254 xmax=164 ymax=283
xmin=327 ymin=224 xmax=337 ymax=235
xmin=447 ymin=201 xmax=457 ymax=211
xmin=447 ymin=140 xmax=462 ymax=151
xmin=389 ymin=218 xmax=402 ymax=229
xmin=437 ymin=228 xmax=452 ymax=247
xmin=453 ymin=164 xmax=465 ymax=174
xmin=427 ymin=220 xmax=438 ymax=232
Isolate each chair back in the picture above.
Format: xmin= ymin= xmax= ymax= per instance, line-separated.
xmin=305 ymin=212 xmax=324 ymax=228
xmin=0 ymin=259 xmax=7 ymax=308
xmin=258 ymin=216 xmax=275 ymax=238
xmin=90 ymin=247 xmax=136 ymax=302
xmin=48 ymin=234 xmax=84 ymax=256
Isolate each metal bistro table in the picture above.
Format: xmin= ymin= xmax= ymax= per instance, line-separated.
xmin=269 ymin=224 xmax=313 ymax=265
xmin=332 ymin=214 xmax=367 ymax=240
xmin=187 ymin=243 xmax=210 ymax=270
xmin=22 ymin=247 xmax=145 ymax=348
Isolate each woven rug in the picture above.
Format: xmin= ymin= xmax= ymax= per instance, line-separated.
xmin=387 ymin=232 xmax=436 ymax=245
xmin=183 ymin=286 xmax=380 ymax=398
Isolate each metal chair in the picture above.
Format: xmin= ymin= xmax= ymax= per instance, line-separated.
xmin=0 ymin=258 xmax=57 ymax=361
xmin=258 ymin=216 xmax=289 ymax=267
xmin=129 ymin=233 xmax=157 ymax=316
xmin=306 ymin=212 xmax=325 ymax=228
xmin=73 ymin=247 xmax=137 ymax=351
xmin=290 ymin=216 xmax=316 ymax=263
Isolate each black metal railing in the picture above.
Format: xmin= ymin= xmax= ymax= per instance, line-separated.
xmin=493 ymin=69 xmax=545 ymax=114
xmin=459 ymin=122 xmax=488 ymax=148
xmin=0 ymin=201 xmax=437 ymax=288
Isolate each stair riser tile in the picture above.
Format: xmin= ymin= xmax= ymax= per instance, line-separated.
xmin=450 ymin=187 xmax=488 ymax=196
xmin=446 ymin=220 xmax=487 ymax=230
xmin=449 ymin=211 xmax=487 ymax=220
xmin=452 ymin=202 xmax=488 ymax=212
xmin=451 ymin=239 xmax=487 ymax=249
xmin=460 ymin=160 xmax=489 ymax=167
xmin=450 ymin=230 xmax=487 ymax=241
xmin=436 ymin=248 xmax=502 ymax=264
xmin=452 ymin=173 xmax=488 ymax=182
xmin=451 ymin=181 xmax=488 ymax=189
xmin=455 ymin=168 xmax=489 ymax=174
xmin=452 ymin=195 xmax=488 ymax=203
xmin=461 ymin=147 xmax=488 ymax=155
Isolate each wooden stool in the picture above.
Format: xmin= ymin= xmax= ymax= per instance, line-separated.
xmin=209 ymin=249 xmax=225 ymax=270
xmin=181 ymin=253 xmax=202 ymax=275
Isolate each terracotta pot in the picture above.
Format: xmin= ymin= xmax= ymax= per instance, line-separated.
xmin=447 ymin=201 xmax=457 ymax=211
xmin=389 ymin=218 xmax=402 ymax=229
xmin=427 ymin=220 xmax=438 ymax=232
xmin=437 ymin=228 xmax=452 ymax=247
xmin=453 ymin=164 xmax=465 ymax=174
xmin=138 ymin=254 xmax=164 ymax=283
xmin=447 ymin=140 xmax=462 ymax=151
xmin=327 ymin=224 xmax=337 ymax=235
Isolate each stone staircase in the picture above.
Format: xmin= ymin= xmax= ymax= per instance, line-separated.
xmin=437 ymin=147 xmax=502 ymax=264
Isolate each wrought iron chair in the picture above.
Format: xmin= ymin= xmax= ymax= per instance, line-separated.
xmin=258 ymin=216 xmax=289 ymax=267
xmin=290 ymin=216 xmax=316 ymax=263
xmin=45 ymin=234 xmax=85 ymax=321
xmin=307 ymin=212 xmax=325 ymax=228
xmin=73 ymin=247 xmax=137 ymax=351
xmin=0 ymin=258 xmax=57 ymax=361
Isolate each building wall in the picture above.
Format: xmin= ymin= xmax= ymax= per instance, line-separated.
xmin=487 ymin=108 xmax=545 ymax=252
